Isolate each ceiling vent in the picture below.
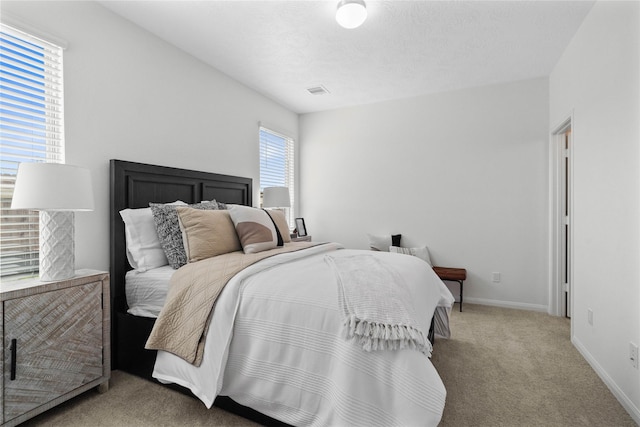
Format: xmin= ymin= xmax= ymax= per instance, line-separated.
xmin=307 ymin=85 xmax=330 ymax=95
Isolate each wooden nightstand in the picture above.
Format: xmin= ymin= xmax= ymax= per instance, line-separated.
xmin=291 ymin=235 xmax=312 ymax=242
xmin=0 ymin=269 xmax=110 ymax=427
xmin=432 ymin=266 xmax=467 ymax=312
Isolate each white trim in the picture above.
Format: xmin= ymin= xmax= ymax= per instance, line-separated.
xmin=572 ymin=336 xmax=640 ymax=424
xmin=256 ymin=122 xmax=299 ymax=214
xmin=258 ymin=125 xmax=296 ymax=227
xmin=0 ymin=21 xmax=66 ymax=278
xmin=548 ymin=113 xmax=574 ymax=317
xmin=257 ymin=121 xmax=295 ymax=141
xmin=463 ymin=297 xmax=548 ymax=313
xmin=1 ymin=12 xmax=68 ymax=50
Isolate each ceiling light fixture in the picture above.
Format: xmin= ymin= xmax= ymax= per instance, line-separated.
xmin=336 ymin=0 xmax=367 ymax=29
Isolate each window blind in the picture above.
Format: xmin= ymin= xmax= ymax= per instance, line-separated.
xmin=0 ymin=23 xmax=64 ymax=277
xmin=259 ymin=126 xmax=295 ymax=227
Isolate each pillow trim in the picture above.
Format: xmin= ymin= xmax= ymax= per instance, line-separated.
xmin=263 ymin=209 xmax=284 ymax=246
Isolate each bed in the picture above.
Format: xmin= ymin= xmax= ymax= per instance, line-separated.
xmin=109 ymin=159 xmax=454 ymax=426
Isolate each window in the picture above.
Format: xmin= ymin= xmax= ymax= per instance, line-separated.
xmin=259 ymin=126 xmax=295 ymax=227
xmin=0 ymin=23 xmax=65 ymax=277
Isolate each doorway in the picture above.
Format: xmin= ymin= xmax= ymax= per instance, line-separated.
xmin=551 ymin=118 xmax=572 ymax=318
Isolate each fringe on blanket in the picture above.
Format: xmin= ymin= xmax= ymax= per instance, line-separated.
xmin=345 ymin=314 xmax=431 ymax=356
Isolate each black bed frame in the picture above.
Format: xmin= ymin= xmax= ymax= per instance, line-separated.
xmin=109 ymin=159 xmax=287 ymax=425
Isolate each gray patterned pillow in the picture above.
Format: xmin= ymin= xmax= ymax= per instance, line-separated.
xmin=215 ymin=201 xmax=227 ymax=210
xmin=150 ymin=200 xmax=221 ymax=269
xmin=201 ymin=200 xmax=227 ymax=210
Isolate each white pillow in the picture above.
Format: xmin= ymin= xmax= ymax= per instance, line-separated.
xmin=228 ymin=205 xmax=278 ymax=254
xmin=119 ymin=201 xmax=185 ymax=271
xmin=389 ymin=245 xmax=432 ymax=266
xmin=368 ymin=234 xmax=392 ymax=251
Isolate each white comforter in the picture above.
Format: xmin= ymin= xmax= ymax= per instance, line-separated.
xmin=153 ymin=244 xmax=454 ymax=426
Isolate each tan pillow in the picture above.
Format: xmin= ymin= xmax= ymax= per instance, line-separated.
xmin=176 ymin=207 xmax=241 ymax=262
xmin=265 ymin=209 xmax=291 ymax=243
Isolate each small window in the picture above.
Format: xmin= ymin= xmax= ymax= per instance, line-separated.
xmin=0 ymin=23 xmax=65 ymax=277
xmin=259 ymin=126 xmax=295 ymax=227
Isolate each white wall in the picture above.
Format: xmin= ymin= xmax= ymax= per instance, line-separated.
xmin=300 ymin=78 xmax=550 ymax=310
xmin=1 ymin=1 xmax=299 ymax=272
xmin=550 ymin=1 xmax=640 ymax=421
xmin=3 ymin=0 xmax=636 ymax=421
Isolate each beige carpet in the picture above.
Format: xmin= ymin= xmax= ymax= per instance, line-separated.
xmin=431 ymin=304 xmax=635 ymax=427
xmin=22 ymin=304 xmax=636 ymax=427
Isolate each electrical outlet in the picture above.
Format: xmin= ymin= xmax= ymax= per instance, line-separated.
xmin=587 ymin=309 xmax=593 ymax=326
xmin=492 ymin=272 xmax=501 ymax=283
xmin=630 ymin=342 xmax=639 ymax=369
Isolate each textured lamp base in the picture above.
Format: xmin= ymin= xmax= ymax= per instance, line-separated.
xmin=39 ymin=211 xmax=75 ymax=281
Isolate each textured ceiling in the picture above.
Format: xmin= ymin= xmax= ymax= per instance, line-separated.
xmin=98 ymin=0 xmax=595 ymax=114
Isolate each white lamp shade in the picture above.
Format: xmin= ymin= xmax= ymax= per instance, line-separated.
xmin=336 ymin=0 xmax=367 ymax=29
xmin=11 ymin=163 xmax=94 ymax=211
xmin=263 ymin=187 xmax=291 ymax=208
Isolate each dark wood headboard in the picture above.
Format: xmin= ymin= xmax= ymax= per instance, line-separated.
xmin=109 ymin=160 xmax=252 ymax=372
xmin=109 ymin=159 xmax=252 ymax=314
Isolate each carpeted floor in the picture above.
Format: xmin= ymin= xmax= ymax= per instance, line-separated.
xmin=21 ymin=304 xmax=636 ymax=426
xmin=431 ymin=304 xmax=636 ymax=426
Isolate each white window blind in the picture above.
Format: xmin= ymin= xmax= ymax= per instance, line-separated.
xmin=0 ymin=23 xmax=65 ymax=277
xmin=259 ymin=126 xmax=295 ymax=227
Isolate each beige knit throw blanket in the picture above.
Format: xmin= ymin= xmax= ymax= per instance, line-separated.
xmin=325 ymin=254 xmax=431 ymax=356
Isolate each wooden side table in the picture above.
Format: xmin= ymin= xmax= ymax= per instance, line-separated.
xmin=291 ymin=235 xmax=311 ymax=242
xmin=1 ymin=270 xmax=110 ymax=426
xmin=433 ymin=266 xmax=467 ymax=312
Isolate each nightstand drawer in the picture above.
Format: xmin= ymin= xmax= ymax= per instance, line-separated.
xmin=3 ymin=282 xmax=103 ymax=421
xmin=1 ymin=270 xmax=110 ymax=427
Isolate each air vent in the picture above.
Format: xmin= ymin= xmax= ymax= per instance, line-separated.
xmin=307 ymin=85 xmax=329 ymax=95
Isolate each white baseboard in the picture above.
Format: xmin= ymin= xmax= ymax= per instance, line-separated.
xmin=462 ymin=296 xmax=548 ymax=312
xmin=572 ymin=336 xmax=640 ymax=425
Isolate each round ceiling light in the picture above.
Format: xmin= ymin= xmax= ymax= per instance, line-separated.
xmin=336 ymin=0 xmax=367 ymax=29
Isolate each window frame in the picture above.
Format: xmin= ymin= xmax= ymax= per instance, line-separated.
xmin=0 ymin=22 xmax=65 ymax=278
xmin=259 ymin=125 xmax=295 ymax=229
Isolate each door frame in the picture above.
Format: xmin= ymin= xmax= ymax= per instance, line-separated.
xmin=549 ymin=114 xmax=574 ymax=317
